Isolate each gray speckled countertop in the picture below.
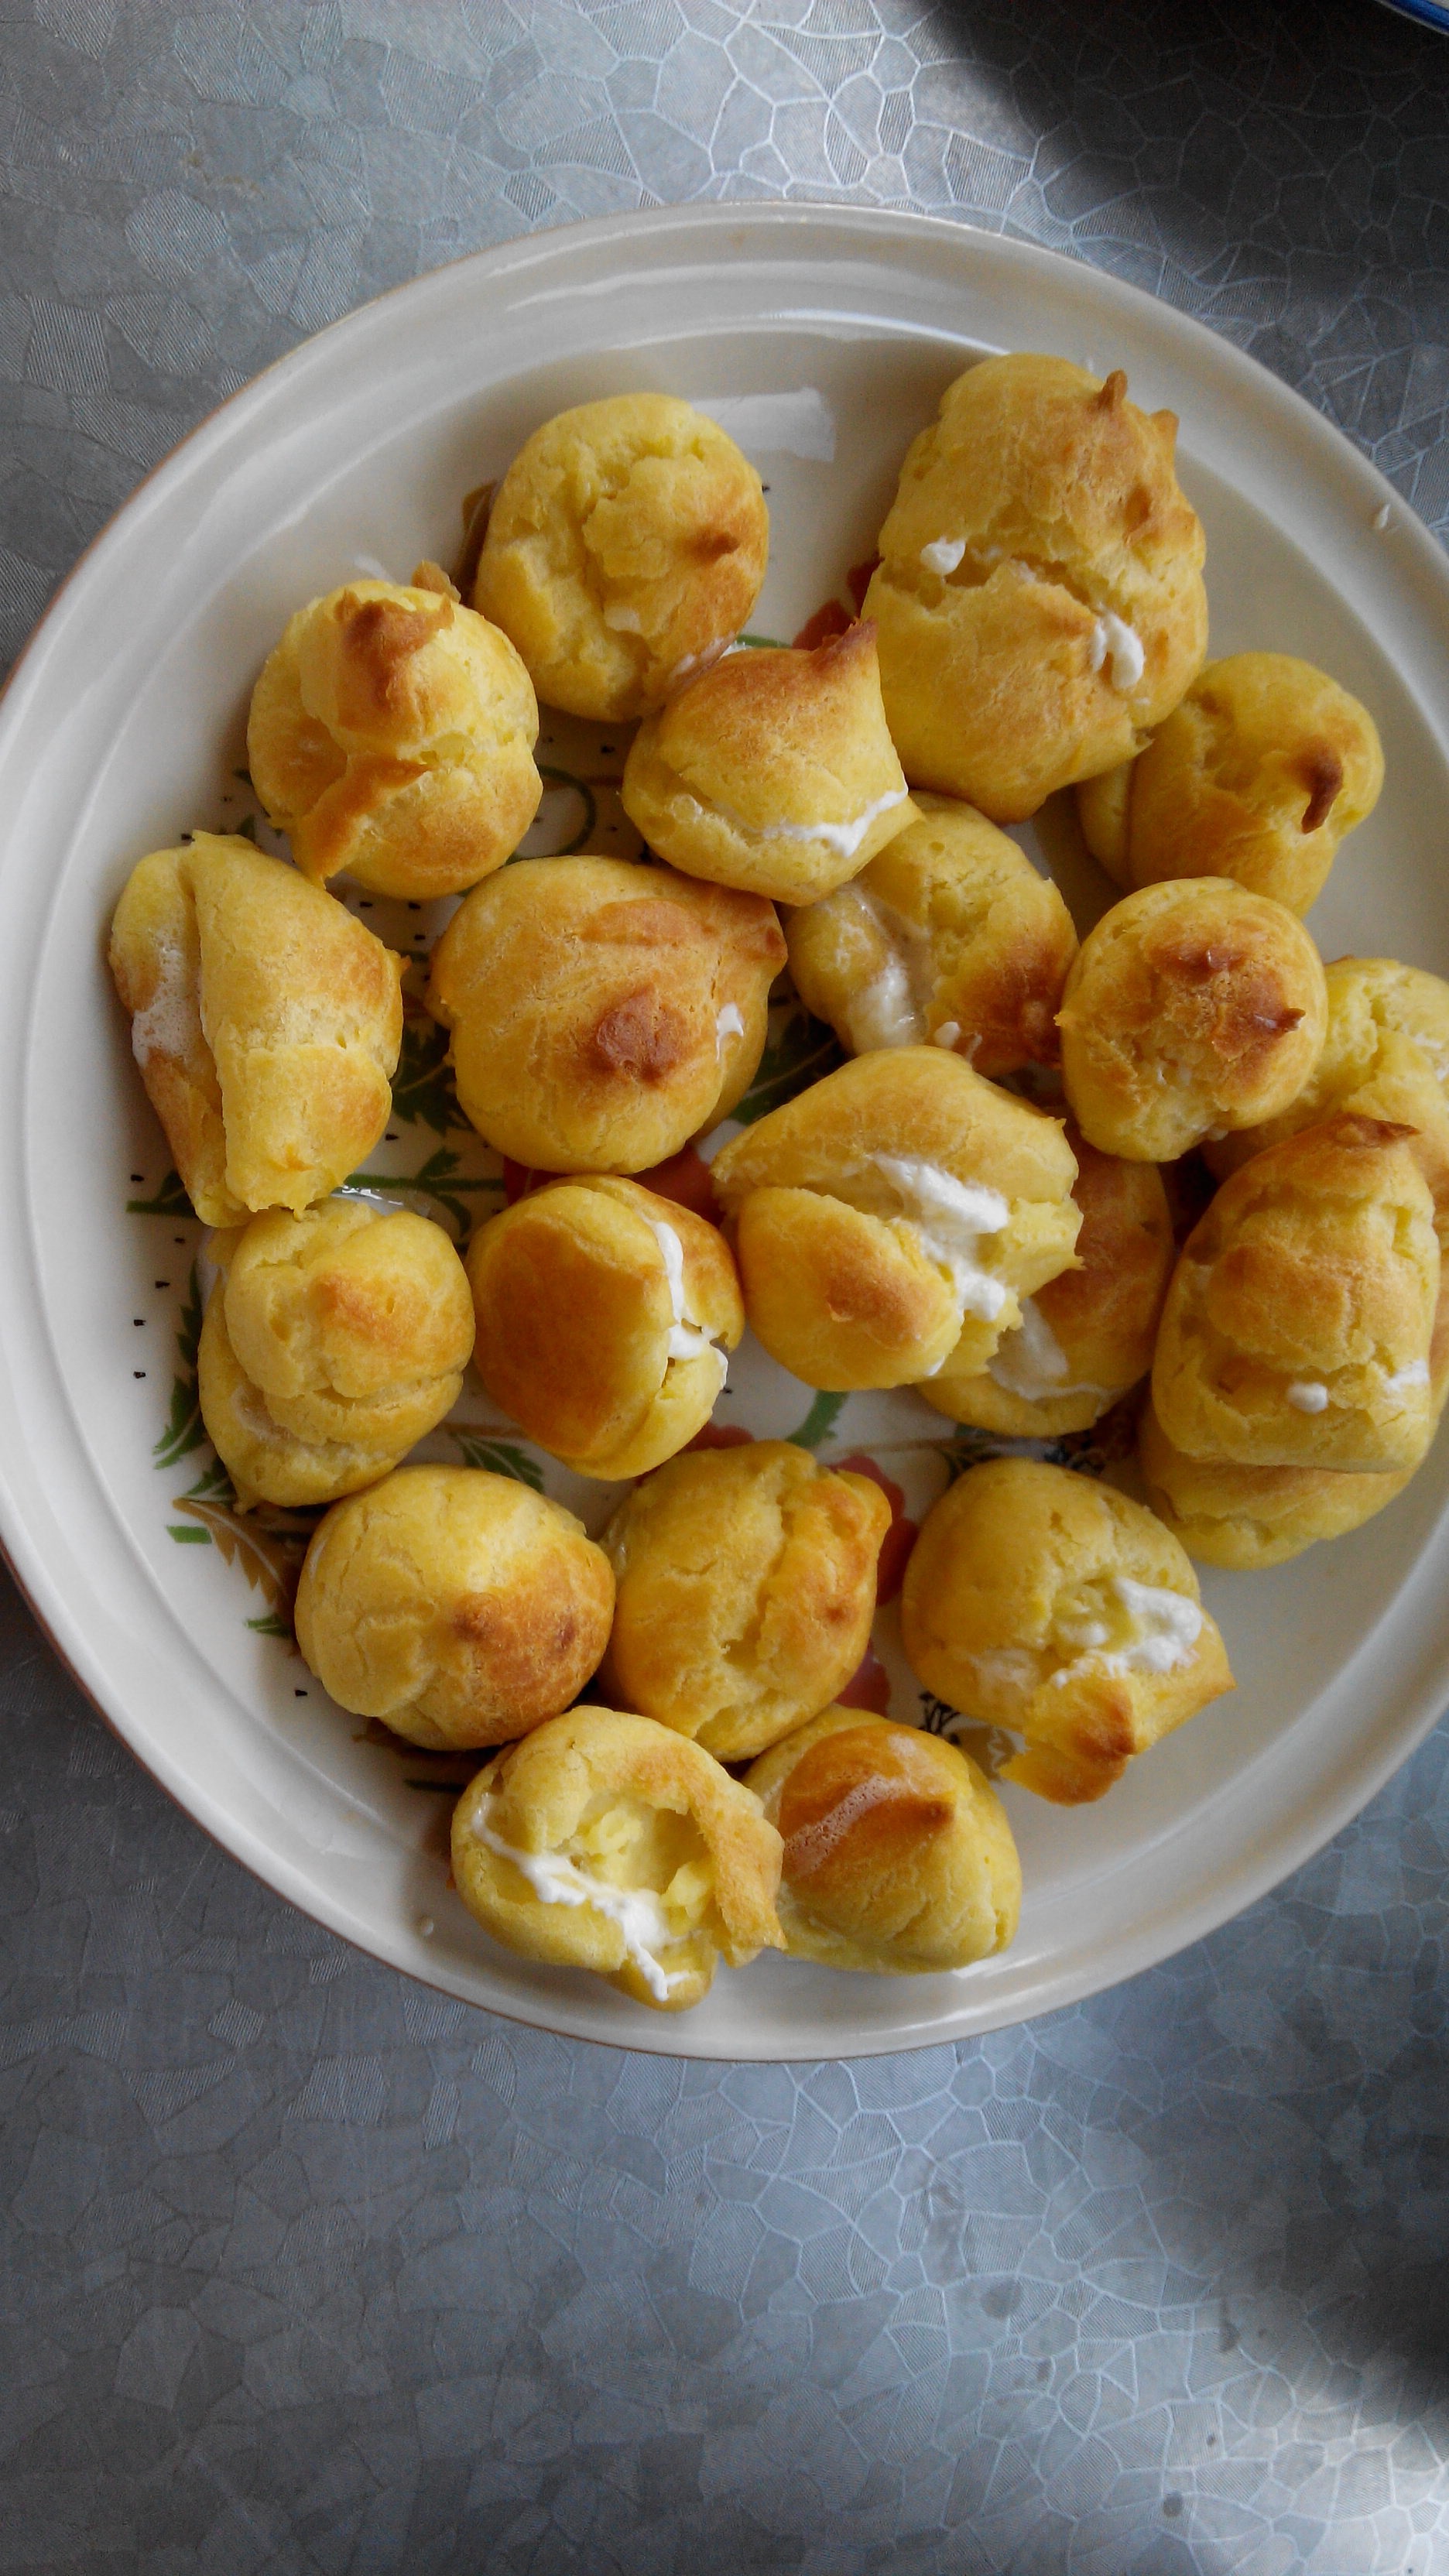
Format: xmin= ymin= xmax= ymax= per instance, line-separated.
xmin=2 ymin=7 xmax=1448 ymax=2571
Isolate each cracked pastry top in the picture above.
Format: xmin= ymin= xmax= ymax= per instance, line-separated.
xmin=472 ymin=393 xmax=769 ymax=721
xmin=450 ymin=1706 xmax=783 ymax=2014
xmin=1057 ymin=877 xmax=1328 ymax=1163
xmin=247 ymin=571 xmax=543 ymax=901
xmin=467 ymin=1176 xmax=744 ymax=1482
xmin=425 ymin=854 xmax=785 ymax=1173
xmin=900 ymin=1458 xmax=1235 ymax=1806
xmin=863 ymin=353 xmax=1208 ymax=821
xmin=294 ymin=1463 xmax=615 ymax=1752
xmin=620 ymin=620 xmax=914 ymax=903
xmin=108 ymin=830 xmax=404 ymax=1227
xmin=710 ymin=1047 xmax=1080 ymax=1392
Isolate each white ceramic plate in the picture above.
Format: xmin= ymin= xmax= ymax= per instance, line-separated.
xmin=4 ymin=204 xmax=1449 ymax=2061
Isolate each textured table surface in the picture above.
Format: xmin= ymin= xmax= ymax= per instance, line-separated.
xmin=2 ymin=6 xmax=1449 ymax=2571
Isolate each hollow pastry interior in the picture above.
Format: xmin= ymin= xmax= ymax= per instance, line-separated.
xmin=744 ymin=1707 xmax=1021 ymax=1974
xmin=426 ymin=854 xmax=785 ymax=1174
xmin=1138 ymin=1399 xmax=1419 ymax=1572
xmin=600 ymin=1440 xmax=892 ymax=1762
xmin=294 ymin=1464 xmax=615 ymax=1752
xmin=450 ymin=1707 xmax=783 ymax=2012
xmin=786 ymin=790 xmax=1077 ymax=1076
xmin=899 ymin=1457 xmax=1235 ymax=1805
xmin=467 ymin=1175 xmax=743 ymax=1480
xmin=199 ymin=1197 xmax=474 ymax=1508
xmin=864 ymin=353 xmax=1208 ymax=820
xmin=473 ymin=393 xmax=769 ymax=721
xmin=248 ymin=574 xmax=542 ymax=900
xmin=620 ymin=621 xmax=914 ymax=904
xmin=711 ymin=1046 xmax=1080 ymax=1389
xmin=1057 ymin=876 xmax=1328 ymax=1163
xmin=108 ymin=830 xmax=404 ymax=1225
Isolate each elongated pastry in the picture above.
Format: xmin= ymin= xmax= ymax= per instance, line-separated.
xmin=451 ymin=1707 xmax=783 ymax=2012
xmin=711 ymin=1048 xmax=1080 ymax=1390
xmin=294 ymin=1464 xmax=614 ymax=1751
xmin=248 ymin=573 xmax=542 ymax=899
xmin=109 ymin=831 xmax=403 ymax=1225
xmin=426 ymin=855 xmax=784 ymax=1173
xmin=899 ymin=1458 xmax=1235 ymax=1804
xmin=473 ymin=394 xmax=769 ymax=720
xmin=744 ymin=1707 xmax=1020 ymax=1973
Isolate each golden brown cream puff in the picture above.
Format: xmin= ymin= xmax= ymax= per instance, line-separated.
xmin=1138 ymin=1399 xmax=1416 ymax=1571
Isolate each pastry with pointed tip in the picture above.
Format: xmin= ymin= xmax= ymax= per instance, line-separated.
xmin=108 ymin=831 xmax=403 ymax=1226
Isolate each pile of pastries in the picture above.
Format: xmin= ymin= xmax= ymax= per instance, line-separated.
xmin=108 ymin=358 xmax=1445 ymax=2015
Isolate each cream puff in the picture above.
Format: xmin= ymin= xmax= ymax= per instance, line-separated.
xmin=899 ymin=1458 xmax=1235 ymax=1804
xmin=1152 ymin=1112 xmax=1440 ymax=1475
xmin=710 ymin=1047 xmax=1081 ymax=1390
xmin=1076 ymin=653 xmax=1383 ymax=915
xmin=786 ymin=791 xmax=1077 ymax=1075
xmin=620 ymin=622 xmax=914 ymax=903
xmin=1057 ymin=878 xmax=1327 ymax=1162
xmin=247 ymin=572 xmax=542 ymax=899
xmin=1138 ymin=1399 xmax=1417 ymax=1571
xmin=744 ymin=1707 xmax=1020 ymax=1974
xmin=599 ymin=1441 xmax=892 ymax=1762
xmin=473 ymin=394 xmax=769 ymax=721
xmin=109 ymin=831 xmax=404 ymax=1225
xmin=864 ymin=355 xmax=1208 ymax=821
xmin=450 ymin=1707 xmax=783 ymax=2012
xmin=426 ymin=855 xmax=785 ymax=1173
xmin=198 ymin=1197 xmax=474 ymax=1508
xmin=294 ymin=1464 xmax=614 ymax=1751
xmin=467 ymin=1177 xmax=743 ymax=1480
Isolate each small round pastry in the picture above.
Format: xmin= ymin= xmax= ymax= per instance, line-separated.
xmin=468 ymin=1177 xmax=743 ymax=1480
xmin=109 ymin=831 xmax=404 ymax=1226
xmin=1076 ymin=654 xmax=1384 ymax=916
xmin=1152 ymin=1112 xmax=1440 ymax=1475
xmin=294 ymin=1464 xmax=614 ymax=1751
xmin=426 ymin=855 xmax=785 ymax=1173
xmin=744 ymin=1708 xmax=1020 ymax=1975
xmin=1139 ymin=1399 xmax=1416 ymax=1571
xmin=247 ymin=574 xmax=542 ymax=899
xmin=473 ymin=394 xmax=769 ymax=721
xmin=1057 ymin=878 xmax=1328 ymax=1162
xmin=899 ymin=1458 xmax=1235 ymax=1804
xmin=620 ymin=622 xmax=913 ymax=904
xmin=450 ymin=1707 xmax=783 ymax=2012
xmin=199 ymin=1198 xmax=474 ymax=1507
xmin=864 ymin=355 xmax=1208 ymax=822
xmin=786 ymin=792 xmax=1077 ymax=1074
xmin=599 ymin=1441 xmax=892 ymax=1761
xmin=920 ymin=1128 xmax=1173 ymax=1437
xmin=711 ymin=1048 xmax=1081 ymax=1390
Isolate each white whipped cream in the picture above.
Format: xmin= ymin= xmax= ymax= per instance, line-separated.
xmin=603 ymin=601 xmax=643 ymax=633
xmin=1382 ymin=1358 xmax=1430 ymax=1400
xmin=129 ymin=936 xmax=199 ymax=1069
xmin=987 ymin=1298 xmax=1076 ymax=1402
xmin=933 ymin=1021 xmax=962 ymax=1050
xmin=690 ymin=785 xmax=909 ymax=862
xmin=468 ymin=1807 xmax=684 ymax=2003
xmin=920 ymin=536 xmax=966 ymax=576
xmin=715 ymin=1002 xmax=745 ymax=1052
xmin=645 ymin=1215 xmax=728 ymax=1379
xmin=838 ymin=886 xmax=937 ymax=1051
xmin=1087 ymin=611 xmax=1146 ymax=692
xmin=868 ymin=1154 xmax=1010 ymax=1324
xmin=1286 ymin=1381 xmax=1331 ymax=1414
xmin=968 ymin=1646 xmax=1042 ymax=1697
xmin=1099 ymin=1577 xmax=1203 ymax=1677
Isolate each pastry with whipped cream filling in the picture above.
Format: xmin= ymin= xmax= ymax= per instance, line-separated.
xmin=864 ymin=355 xmax=1208 ymax=820
xmin=294 ymin=1464 xmax=614 ymax=1751
xmin=473 ymin=394 xmax=769 ymax=721
xmin=450 ymin=1706 xmax=783 ymax=2012
xmin=1057 ymin=877 xmax=1327 ymax=1163
xmin=248 ymin=572 xmax=542 ymax=900
xmin=467 ymin=1177 xmax=743 ymax=1480
xmin=786 ymin=791 xmax=1077 ymax=1076
xmin=711 ymin=1047 xmax=1080 ymax=1390
xmin=199 ymin=1197 xmax=474 ymax=1508
xmin=426 ymin=855 xmax=784 ymax=1173
xmin=1076 ymin=653 xmax=1383 ymax=916
xmin=600 ymin=1441 xmax=892 ymax=1761
xmin=621 ymin=620 xmax=914 ymax=903
xmin=109 ymin=831 xmax=403 ymax=1226
xmin=1138 ymin=1399 xmax=1420 ymax=1572
xmin=900 ymin=1458 xmax=1234 ymax=1804
xmin=1155 ymin=1112 xmax=1439 ymax=1474
xmin=920 ymin=1127 xmax=1173 ymax=1437
xmin=744 ymin=1707 xmax=1020 ymax=1974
